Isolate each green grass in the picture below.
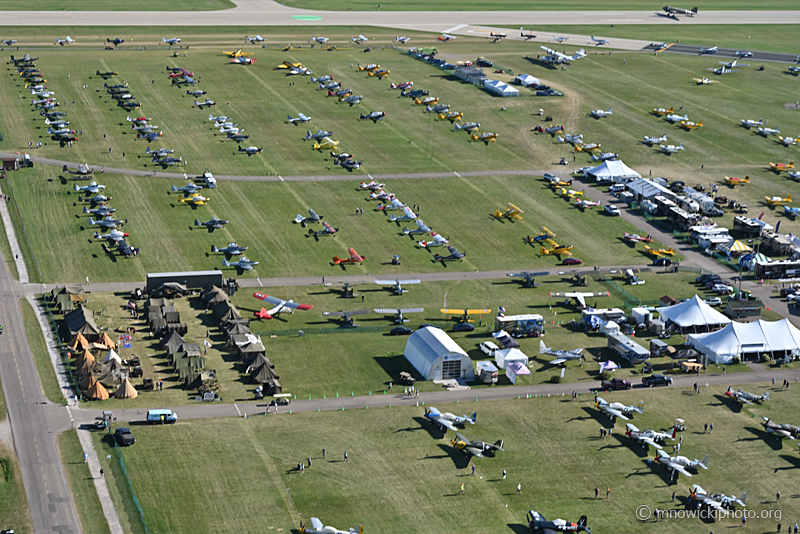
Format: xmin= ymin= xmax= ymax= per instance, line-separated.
xmin=89 ymin=432 xmax=146 ymax=534
xmin=57 ymin=430 xmax=112 ymax=534
xmin=0 ymin=381 xmax=33 ymax=534
xmin=0 ymin=187 xmax=20 ymax=281
xmin=281 ymin=0 xmax=800 ymax=11
xmin=0 ymin=0 xmax=234 ymax=10
xmin=71 ymin=271 xmax=733 ymax=406
xmin=20 ymin=297 xmax=66 ymax=404
xmin=107 ymin=384 xmax=800 ymax=534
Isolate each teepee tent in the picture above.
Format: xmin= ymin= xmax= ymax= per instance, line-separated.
xmin=102 ymin=349 xmax=122 ymax=365
xmin=84 ymin=375 xmax=109 ymax=400
xmin=98 ymin=332 xmax=117 ymax=350
xmin=114 ymin=379 xmax=139 ymax=399
xmin=68 ymin=332 xmax=89 ymax=351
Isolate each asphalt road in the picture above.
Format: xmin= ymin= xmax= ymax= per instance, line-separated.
xmin=662 ymin=44 xmax=800 ymax=65
xmin=0 ymin=260 xmax=81 ymax=533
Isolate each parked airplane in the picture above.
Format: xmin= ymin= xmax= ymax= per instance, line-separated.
xmin=644 ymin=135 xmax=668 ymax=145
xmin=403 ymin=219 xmax=431 ymax=236
xmin=253 ymin=292 xmax=314 ymax=319
xmin=765 ymin=194 xmax=792 ymax=206
xmin=312 ymin=75 xmax=333 ymax=84
xmin=2 ymin=39 xmax=17 ymax=45
xmin=494 ymin=202 xmax=524 ymax=220
xmin=451 ymin=433 xmax=504 ymax=458
xmin=778 ymin=135 xmax=798 ymax=146
xmin=721 ymin=59 xmax=749 ymax=68
xmin=505 ymin=271 xmax=549 ymax=288
xmin=660 ymin=142 xmax=684 ymax=154
xmin=693 ymin=75 xmax=718 ymax=82
xmin=374 ymin=307 xmax=424 ymax=323
xmin=539 ymin=45 xmax=586 ymax=64
xmin=415 ymin=96 xmax=438 ymax=105
xmin=212 ymin=242 xmax=247 ymax=256
xmin=209 ymin=113 xmax=231 ymax=122
xmin=680 ymin=120 xmax=703 ymax=130
xmin=311 ymin=36 xmax=329 ymax=44
xmin=707 ymin=66 xmax=737 ymax=75
xmin=625 ymin=423 xmax=675 ymax=449
xmin=595 ymin=397 xmax=643 ymax=420
xmin=521 ymin=32 xmax=537 ymax=40
xmin=390 ymin=81 xmax=413 ymax=90
xmin=88 ymin=216 xmax=124 ymax=229
xmin=342 ymin=94 xmax=363 ymax=106
xmin=471 ymin=132 xmax=499 ymax=143
xmin=784 ymin=205 xmax=800 ymax=217
xmin=313 ymin=137 xmax=339 ymax=150
xmin=723 ymin=175 xmax=749 ymax=186
xmin=659 ymin=450 xmax=709 ymax=472
xmin=294 ymin=209 xmax=323 ymax=227
xmin=725 ymin=387 xmax=769 ymax=404
xmin=538 ymin=340 xmax=583 ymax=365
xmin=590 ymin=108 xmax=612 ymax=118
xmin=401 ymin=88 xmax=428 ymax=98
xmin=55 ymin=36 xmax=75 ymax=45
xmin=299 ymin=516 xmax=362 ymax=534
xmin=333 ymin=247 xmax=365 ymax=265
xmin=527 ymin=510 xmax=590 ymax=534
xmin=740 ymin=118 xmax=763 ymax=128
xmin=306 ymin=129 xmax=333 ymax=141
xmin=287 ymin=113 xmax=312 ymax=124
xmin=652 ymin=107 xmax=673 ymax=117
xmin=194 ymin=217 xmax=228 ymax=229
xmin=768 ymin=161 xmax=794 ymax=172
xmin=490 ymin=32 xmax=507 ymax=42
xmin=424 ymin=407 xmax=476 ymax=431
xmin=94 ymin=229 xmax=129 ymax=243
xmin=624 ymin=232 xmax=654 ymax=243
xmin=319 ymin=81 xmax=342 ymax=90
xmin=360 ymin=180 xmax=385 ymax=190
xmin=557 ymin=133 xmax=584 ymax=144
xmin=575 ymin=198 xmax=601 ymax=209
xmin=761 ymin=417 xmax=800 ymax=439
xmin=427 ymin=103 xmax=450 ymax=114
xmin=455 ymin=121 xmax=480 ymax=131
xmin=590 ymin=36 xmax=610 ymax=45
xmin=663 ymin=5 xmax=698 ymax=16
xmin=395 ymin=36 xmax=411 ymax=44
xmin=178 ymin=193 xmax=210 ymax=206
xmin=351 ymin=35 xmax=369 ymax=44
xmin=690 ymin=485 xmax=746 ymax=512
xmin=360 ymin=111 xmax=385 ymax=122
xmin=62 ymin=163 xmax=92 ymax=177
xmin=74 ymin=181 xmax=106 ymax=194
xmin=574 ymin=142 xmax=601 ymax=152
xmin=644 ymin=245 xmax=675 ymax=257
xmin=83 ymin=205 xmax=115 ymax=217
xmin=699 ymin=45 xmax=718 ymax=54
xmin=368 ymin=69 xmax=390 ymax=79
xmin=388 ymin=206 xmax=416 ymax=223
xmin=308 ymin=221 xmax=339 ymax=237
xmin=375 ymin=279 xmax=421 ymax=294
xmin=194 ymin=98 xmax=216 ymax=109
xmin=231 ymin=57 xmax=256 ymax=65
xmin=418 ymin=231 xmax=449 ymax=248
xmin=590 ymin=152 xmax=619 ymax=162
xmin=553 ymin=36 xmax=569 ymax=43
xmin=433 ymin=245 xmax=465 ymax=263
xmin=789 ymin=66 xmax=800 ymax=75
xmin=758 ymin=126 xmax=780 ymax=136
xmin=162 ymin=37 xmax=181 ymax=45
xmin=438 ymin=34 xmax=456 ymax=42
xmin=238 ymin=146 xmax=263 ymax=155
xmin=548 ymin=290 xmax=610 ymax=308
xmin=245 ymin=35 xmax=266 ymax=43
xmin=223 ymin=257 xmax=259 ymax=271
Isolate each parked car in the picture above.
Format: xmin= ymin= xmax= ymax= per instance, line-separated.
xmin=390 ymin=326 xmax=413 ymax=335
xmin=705 ymin=207 xmax=725 ymax=217
xmin=543 ymin=172 xmax=558 ymax=181
xmin=604 ymin=204 xmax=621 ymax=216
xmin=601 ymin=377 xmax=632 ymax=390
xmin=562 ymin=257 xmax=583 ymax=265
xmin=780 ymin=287 xmax=800 ymax=298
xmin=480 ymin=341 xmax=500 ymax=356
xmin=704 ymin=297 xmax=722 ymax=306
xmin=475 ymin=58 xmax=493 ymax=67
xmin=642 ymin=374 xmax=673 ymax=387
xmin=652 ymin=258 xmax=672 ymax=267
xmin=452 ymin=322 xmax=475 ymax=333
xmin=114 ymin=427 xmax=136 ymax=446
xmin=696 ymin=273 xmax=715 ymax=283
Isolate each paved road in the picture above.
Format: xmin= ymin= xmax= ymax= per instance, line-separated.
xmin=0 ymin=259 xmax=81 ymax=533
xmin=0 ymin=2 xmax=798 ymax=28
xmin=663 ymin=44 xmax=800 ymax=65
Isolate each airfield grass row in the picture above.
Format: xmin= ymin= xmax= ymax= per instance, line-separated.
xmin=75 ymin=271 xmax=727 ymax=409
xmin=94 ymin=386 xmax=800 ymax=534
xmin=56 ymin=431 xmax=112 ymax=534
xmin=20 ymin=298 xmax=66 ymax=404
xmin=0 ymin=379 xmax=33 ymax=534
xmin=0 ymin=0 xmax=234 ymax=10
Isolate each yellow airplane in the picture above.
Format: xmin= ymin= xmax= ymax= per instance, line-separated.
xmin=765 ymin=194 xmax=792 ymax=206
xmin=368 ymin=69 xmax=390 ymax=79
xmin=471 ymin=132 xmax=498 ymax=142
xmin=769 ymin=160 xmax=794 ymax=172
xmin=574 ymin=143 xmax=601 ymax=152
xmin=493 ymin=203 xmax=524 ymax=220
xmin=548 ymin=178 xmax=572 ymax=188
xmin=560 ymin=188 xmax=585 ymax=198
xmin=652 ymin=107 xmax=673 ymax=117
xmin=178 ymin=193 xmax=210 ymax=206
xmin=277 ymin=60 xmax=302 ymax=69
xmin=778 ymin=136 xmax=798 ymax=146
xmin=693 ymin=77 xmax=718 ymax=85
xmin=644 ymin=245 xmax=674 ymax=257
xmin=223 ymin=48 xmax=253 ymax=58
xmin=440 ymin=308 xmax=492 ymax=323
xmin=723 ymin=175 xmax=749 ymax=186
xmin=357 ymin=63 xmax=380 ymax=72
xmin=282 ymin=45 xmax=295 ymax=51
xmin=438 ymin=111 xmax=463 ymax=121
xmin=415 ymin=96 xmax=438 ymax=105
xmin=541 ymin=243 xmax=573 ymax=256
xmin=313 ymin=137 xmax=339 ymax=150
xmin=680 ymin=120 xmax=703 ymax=130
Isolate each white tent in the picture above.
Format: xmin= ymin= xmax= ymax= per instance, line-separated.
xmin=506 ymin=361 xmax=531 ymax=384
xmin=599 ymin=320 xmax=620 ymax=336
xmin=625 ymin=178 xmax=672 ymax=200
xmin=404 ymin=327 xmax=475 ymax=381
xmin=483 ymin=79 xmax=519 ymax=97
xmin=514 ymin=74 xmax=539 ymax=87
xmin=586 ymin=160 xmax=641 ymax=184
xmin=102 ymin=348 xmax=122 ymax=365
xmin=656 ymin=295 xmax=731 ymax=333
xmin=689 ymin=318 xmax=800 ymax=364
xmin=599 ymin=361 xmax=619 ymax=372
xmin=494 ymin=348 xmax=529 ymax=370
xmin=718 ymin=240 xmax=753 ymax=254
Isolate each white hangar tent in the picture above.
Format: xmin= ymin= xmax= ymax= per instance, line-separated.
xmin=625 ymin=178 xmax=673 ymax=201
xmin=656 ymin=295 xmax=731 ymax=333
xmin=494 ymin=348 xmax=529 ymax=370
xmin=689 ymin=318 xmax=800 ymax=364
xmin=404 ymin=327 xmax=475 ymax=381
xmin=514 ymin=74 xmax=539 ymax=87
xmin=586 ymin=160 xmax=641 ymax=184
xmin=483 ymin=79 xmax=520 ymax=97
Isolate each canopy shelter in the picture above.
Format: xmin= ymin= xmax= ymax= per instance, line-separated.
xmin=114 ymin=378 xmax=138 ymax=399
xmin=599 ymin=361 xmax=619 ymax=372
xmin=483 ymin=79 xmax=519 ymax=97
xmin=740 ymin=252 xmax=771 ymax=271
xmin=180 ymin=343 xmax=201 ymax=358
xmin=656 ymin=295 xmax=731 ymax=334
xmin=586 ymin=159 xmax=641 ymax=183
xmin=718 ymin=239 xmax=753 ymax=256
xmin=689 ymin=318 xmax=800 ymax=364
xmin=505 ymin=361 xmax=530 ymax=384
xmin=494 ymin=348 xmax=529 ymax=370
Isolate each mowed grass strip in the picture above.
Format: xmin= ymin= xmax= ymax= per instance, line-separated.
xmin=110 ymin=385 xmax=800 ymax=534
xmin=57 ymin=430 xmax=112 ymax=534
xmin=20 ymin=297 xmax=66 ymax=404
xmin=0 ymin=379 xmax=33 ymax=534
xmin=0 ymin=0 xmax=234 ymax=10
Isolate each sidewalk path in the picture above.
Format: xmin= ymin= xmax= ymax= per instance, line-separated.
xmin=76 ymin=428 xmax=124 ymax=534
xmin=0 ymin=184 xmax=28 ymax=283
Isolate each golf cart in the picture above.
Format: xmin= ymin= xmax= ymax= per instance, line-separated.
xmin=673 ymin=418 xmax=686 ymax=432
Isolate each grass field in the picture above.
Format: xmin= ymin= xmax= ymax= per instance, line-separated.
xmin=57 ymin=431 xmax=112 ymax=534
xmin=94 ymin=384 xmax=800 ymax=534
xmin=73 ymin=271 xmax=731 ymax=408
xmin=0 ymin=0 xmax=234 ymax=10
xmin=21 ymin=298 xmax=66 ymax=403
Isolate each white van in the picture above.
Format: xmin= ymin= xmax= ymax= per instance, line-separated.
xmin=146 ymin=409 xmax=177 ymax=424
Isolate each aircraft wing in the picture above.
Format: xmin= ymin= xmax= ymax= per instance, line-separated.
xmin=604 ymin=408 xmax=629 ymax=420
xmin=281 ymin=301 xmax=314 ymax=311
xmin=464 ymin=447 xmax=483 ymax=458
xmin=572 ymin=294 xmax=587 ymax=307
xmin=540 ymin=45 xmax=557 ymax=55
xmin=441 ymin=308 xmax=466 ymax=314
xmin=668 ymin=462 xmax=693 ymax=477
xmin=253 ymin=292 xmax=285 ymax=306
xmin=549 ymin=358 xmax=567 ymax=365
xmin=438 ymin=419 xmax=458 ymax=432
xmin=639 ymin=437 xmax=663 ymax=450
xmin=310 ymin=517 xmax=325 ymax=531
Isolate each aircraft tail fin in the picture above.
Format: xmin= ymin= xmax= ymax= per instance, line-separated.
xmin=88 ymin=218 xmax=96 ymax=225
xmin=238 ymin=146 xmax=245 ymax=152
xmin=691 ymin=6 xmax=698 ymax=13
xmin=211 ymin=245 xmax=219 ymax=252
xmin=578 ymin=516 xmax=588 ymax=528
xmin=161 ymin=38 xmax=167 ymax=42
xmin=470 ymin=412 xmax=476 ymax=424
xmin=764 ymin=392 xmax=770 ymax=400
xmin=194 ymin=219 xmax=201 ymax=226
xmin=671 ymin=427 xmax=677 ymax=440
xmin=538 ymin=340 xmax=549 ymax=354
xmin=636 ymin=402 xmax=644 ymax=414
xmin=455 ymin=123 xmax=463 ymax=131
xmin=738 ymin=492 xmax=747 ymax=505
xmin=222 ymin=259 xmax=231 ymax=267
xmin=699 ymin=454 xmax=709 ymax=469
xmin=493 ymin=440 xmax=504 ymax=452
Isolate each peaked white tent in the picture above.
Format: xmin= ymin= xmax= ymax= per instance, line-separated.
xmin=656 ymin=295 xmax=731 ymax=333
xmin=483 ymin=79 xmax=519 ymax=97
xmin=514 ymin=74 xmax=539 ymax=87
xmin=494 ymin=348 xmax=529 ymax=370
xmin=102 ymin=348 xmax=122 ymax=365
xmin=689 ymin=318 xmax=800 ymax=364
xmin=586 ymin=160 xmax=641 ymax=184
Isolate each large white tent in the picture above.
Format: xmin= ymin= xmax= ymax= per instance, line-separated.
xmin=689 ymin=318 xmax=800 ymax=364
xmin=656 ymin=295 xmax=731 ymax=333
xmin=494 ymin=348 xmax=529 ymax=370
xmin=586 ymin=160 xmax=641 ymax=183
xmin=483 ymin=79 xmax=519 ymax=97
xmin=404 ymin=327 xmax=475 ymax=381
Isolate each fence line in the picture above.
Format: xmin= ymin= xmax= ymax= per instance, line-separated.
xmin=114 ymin=443 xmax=151 ymax=534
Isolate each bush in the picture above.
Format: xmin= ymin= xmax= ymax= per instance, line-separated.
xmin=599 ymin=371 xmax=615 ymax=381
xmin=549 ymin=375 xmax=562 ymax=384
xmin=732 ymin=356 xmax=741 ymax=365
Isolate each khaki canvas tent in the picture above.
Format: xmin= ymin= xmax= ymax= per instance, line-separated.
xmin=84 ymin=375 xmax=109 ymax=400
xmin=114 ymin=379 xmax=138 ymax=399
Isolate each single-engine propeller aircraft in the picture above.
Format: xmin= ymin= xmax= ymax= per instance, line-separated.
xmin=528 ymin=510 xmax=590 ymax=534
xmin=374 ymin=307 xmax=424 ymax=323
xmin=313 ymin=137 xmax=339 ymax=150
xmin=390 ymin=81 xmax=413 ymax=90
xmin=306 ymin=129 xmax=332 ymax=141
xmin=288 ymin=113 xmax=311 ymax=124
xmin=424 ymin=406 xmax=476 ymax=431
xmin=652 ymin=107 xmax=673 ymax=117
xmin=333 ymin=247 xmax=365 ymax=265
xmin=245 ymin=35 xmax=265 ymax=43
xmin=237 ymin=146 xmax=263 ymax=155
xmin=223 ymin=48 xmax=254 ymax=58
xmin=680 ymin=119 xmax=703 ymax=130
xmin=644 ymin=245 xmax=675 ymax=257
xmin=625 ymin=424 xmax=676 ymax=450
xmin=322 ymin=309 xmax=370 ymax=327
xmin=451 ymin=433 xmax=504 ymax=458
xmin=359 ymin=111 xmax=385 ymax=122
xmin=471 ymin=132 xmax=498 ymax=143
xmin=308 ymin=222 xmax=339 ymax=237
xmin=760 ymin=417 xmax=799 ymax=440
xmin=723 ymin=175 xmax=749 ymax=186
xmin=548 ymin=290 xmax=610 ymax=308
xmin=455 ymin=121 xmax=480 ymax=131
xmin=768 ymin=160 xmax=794 ymax=172
xmin=395 ymin=36 xmax=411 ymax=44
xmin=94 ymin=229 xmax=129 ymax=244
xmin=521 ymin=32 xmax=537 ymax=40
xmin=690 ymin=485 xmax=746 ymax=512
xmin=162 ymin=37 xmax=181 ymax=45
xmin=506 ymin=271 xmax=549 ymax=288
xmin=595 ymin=397 xmax=643 ymax=420
xmin=194 ymin=217 xmax=228 ymax=229
xmin=539 ymin=45 xmax=586 ymax=65
xmin=433 ymin=246 xmax=465 ymax=263
xmin=418 ymin=231 xmax=449 ymax=248
xmin=374 ymin=279 xmax=421 ymax=294
xmin=74 ymin=181 xmax=105 ymax=193
xmin=351 ymin=35 xmax=369 ymax=44
xmin=88 ymin=216 xmax=124 ymax=229
xmin=660 ymin=142 xmax=684 ymax=154
xmin=699 ymin=45 xmax=718 ymax=54
xmin=590 ymin=36 xmax=610 ymax=45
xmin=178 ymin=193 xmax=210 ymax=206
xmin=765 ymin=194 xmax=792 ymax=206
xmin=299 ymin=517 xmax=362 ymax=534
xmin=624 ymin=232 xmax=654 ymax=243
xmin=725 ymin=387 xmax=769 ymax=404
xmin=211 ymin=242 xmax=247 ymax=256
xmin=438 ymin=34 xmax=457 ymax=42
xmin=311 ymin=36 xmax=329 ymax=44
xmin=231 ymin=57 xmax=256 ymax=65
xmin=253 ymin=292 xmax=313 ymax=319
xmin=95 ymin=70 xmax=118 ymax=79
xmin=644 ymin=134 xmax=668 ymax=145
xmin=194 ymin=98 xmax=216 ymax=109
xmin=55 ymin=36 xmax=75 ymax=45
xmin=692 ymin=77 xmax=718 ymax=85
xmin=590 ymin=108 xmax=612 ymax=118
xmin=538 ymin=340 xmax=584 ymax=365
xmin=402 ymin=219 xmax=430 ymax=235
xmin=294 ymin=209 xmax=323 ymax=227
xmin=62 ymin=163 xmax=93 ymax=177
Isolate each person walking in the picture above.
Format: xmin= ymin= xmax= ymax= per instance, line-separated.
xmin=704 ymin=423 xmax=708 ymax=433
xmin=472 ymin=465 xmax=475 ymax=476
xmin=322 ymin=448 xmax=326 ymax=458
xmin=344 ymin=450 xmax=348 ymax=461
xmin=777 ymin=491 xmax=781 ymax=503
xmin=99 ymin=468 xmax=105 ymax=478
xmin=516 ymin=483 xmax=522 ymax=495
xmin=460 ymin=482 xmax=465 ymax=495
xmin=307 ymin=458 xmax=312 ymax=468
xmin=741 ymin=516 xmax=746 ymax=528
xmin=595 ymin=487 xmax=599 ymax=499
xmin=672 ymin=491 xmax=676 ymax=502
xmin=709 ymin=423 xmax=714 ymax=434
xmin=84 ymin=453 xmax=88 ymax=463
xmin=606 ymin=487 xmax=610 ymax=499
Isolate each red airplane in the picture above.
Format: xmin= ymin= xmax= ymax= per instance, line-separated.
xmin=390 ymin=81 xmax=413 ymax=90
xmin=168 ymin=67 xmax=194 ymax=78
xmin=333 ymin=247 xmax=365 ymax=265
xmin=231 ymin=57 xmax=256 ymax=65
xmin=252 ymin=292 xmax=313 ymax=319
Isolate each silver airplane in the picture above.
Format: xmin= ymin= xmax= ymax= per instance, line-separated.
xmin=725 ymin=387 xmax=769 ymax=405
xmin=690 ymin=485 xmax=746 ymax=512
xmin=389 ymin=206 xmax=417 ymax=222
xmin=590 ymin=36 xmax=610 ymax=45
xmin=319 ymin=81 xmax=341 ymax=90
xmin=195 ymin=217 xmax=228 ymax=229
xmin=62 ymin=163 xmax=92 ymax=176
xmin=538 ymin=340 xmax=583 ymax=365
xmin=172 ymin=183 xmax=203 ymax=195
xmin=451 ymin=432 xmax=504 ymax=458
xmin=455 ymin=122 xmax=480 ymax=131
xmin=237 ymin=146 xmax=263 ymax=155
xmin=83 ymin=194 xmax=111 ymax=204
xmin=245 ymin=35 xmax=265 ymax=43
xmin=343 ymin=94 xmax=363 ymax=105
xmin=146 ymin=147 xmax=175 ymax=157
xmin=74 ymin=182 xmax=106 ymax=194
xmin=643 ymin=134 xmax=667 ymax=145
xmin=288 ymin=113 xmax=311 ymax=123
xmin=402 ymin=219 xmax=431 ymax=235
xmin=761 ymin=417 xmax=799 ymax=440
xmin=426 ymin=104 xmax=450 ymax=113
xmin=395 ymin=36 xmax=411 ymax=44
xmin=423 ymin=406 xmax=476 ymax=431
xmin=374 ymin=279 xmax=421 ymax=294
xmin=89 ymin=216 xmax=124 ymax=229
xmin=373 ymin=307 xmax=424 ymax=323
xmin=595 ymin=397 xmax=643 ymax=420
xmin=162 ymin=37 xmax=181 ymax=45
xmin=351 ymin=35 xmax=369 ymax=44
xmin=311 ymin=75 xmax=333 ymax=83
xmin=657 ymin=449 xmax=709 ymax=473
xmin=223 ymin=257 xmax=259 ymax=271
xmin=294 ymin=209 xmax=323 ymax=226
xmin=360 ymin=111 xmax=385 ymax=121
xmin=186 ymin=89 xmax=207 ymax=97
xmin=625 ymin=423 xmax=676 ymax=450
xmin=299 ymin=517 xmax=362 ymax=534
xmin=306 ymin=129 xmax=332 ymax=140
xmin=93 ymin=229 xmax=129 ymax=243
xmin=208 ymin=114 xmax=231 ymax=123
xmin=211 ymin=242 xmax=248 ymax=255
xmin=47 ymin=126 xmax=73 ymax=135
xmin=311 ymin=36 xmax=330 ymax=44
xmin=83 ymin=205 xmax=116 ymax=217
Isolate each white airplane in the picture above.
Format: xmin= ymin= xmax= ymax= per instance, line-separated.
xmin=214 ymin=121 xmax=237 ymax=128
xmin=162 ymin=37 xmax=181 ymax=45
xmin=389 ymin=205 xmax=417 ymax=222
xmin=47 ymin=127 xmax=74 ymax=135
xmin=311 ymin=75 xmax=333 ymax=83
xmin=2 ymin=39 xmax=17 ymax=45
xmin=691 ymin=485 xmax=746 ymax=512
xmin=395 ymin=36 xmax=411 ymax=44
xmin=402 ymin=219 xmax=431 ymax=235
xmin=735 ymin=50 xmax=753 ymax=58
xmin=93 ymin=229 xmax=129 ymax=243
xmin=789 ymin=171 xmax=800 ymax=180
xmin=218 ymin=125 xmax=241 ymax=134
xmin=591 ymin=152 xmax=619 ymax=161
xmin=693 ymin=77 xmax=718 ymax=84
xmin=288 ymin=113 xmax=311 ymax=124
xmin=665 ymin=450 xmax=710 ymax=471
xmin=31 ymin=89 xmax=55 ymax=97
xmin=538 ymin=340 xmax=583 ymax=365
xmin=418 ymin=231 xmax=449 ymax=248
xmin=665 ymin=113 xmax=689 ymax=123
xmin=208 ymin=114 xmax=231 ymax=123
xmin=74 ymin=182 xmax=106 ymax=193
xmin=660 ymin=142 xmax=684 ymax=153
xmin=595 ymin=397 xmax=643 ymax=421
xmin=44 ymin=118 xmax=68 ymax=126
xmin=55 ymin=36 xmax=75 ymax=45
xmin=778 ymin=136 xmax=798 ymax=146
xmin=245 ymin=35 xmax=265 ymax=43
xmin=289 ymin=66 xmax=312 ymax=75
xmin=253 ymin=292 xmax=314 ymax=318
xmin=300 ymin=517 xmax=362 ymax=534
xmin=575 ymin=198 xmax=601 ymax=209
xmin=721 ymin=59 xmax=749 ymax=68
xmin=707 ymin=66 xmax=737 ymax=75
xmin=789 ymin=66 xmax=800 ymax=74
xmin=625 ymin=423 xmax=676 ymax=450
xmin=590 ymin=108 xmax=612 ymax=118
xmin=238 ymin=146 xmax=263 ymax=155
xmin=311 ymin=36 xmax=329 ymax=43
xmin=352 ymin=35 xmax=369 ymax=44
xmin=374 ymin=279 xmax=421 ymax=294
xmin=539 ymin=45 xmax=586 ymax=64
xmin=699 ymin=45 xmax=718 ymax=54
xmin=725 ymin=387 xmax=769 ymax=405
xmin=553 ymin=36 xmax=569 ymax=43
xmin=590 ymin=36 xmax=610 ymax=45
xmin=194 ymin=98 xmax=216 ymax=108
xmin=557 ymin=133 xmax=584 ymax=144
xmin=740 ymin=118 xmax=763 ymax=128
xmin=423 ymin=406 xmax=476 ymax=432
xmin=438 ymin=33 xmax=457 ymax=42
xmin=643 ymin=134 xmax=667 ymax=145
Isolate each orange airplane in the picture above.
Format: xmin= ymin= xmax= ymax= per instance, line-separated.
xmin=333 ymin=247 xmax=365 ymax=265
